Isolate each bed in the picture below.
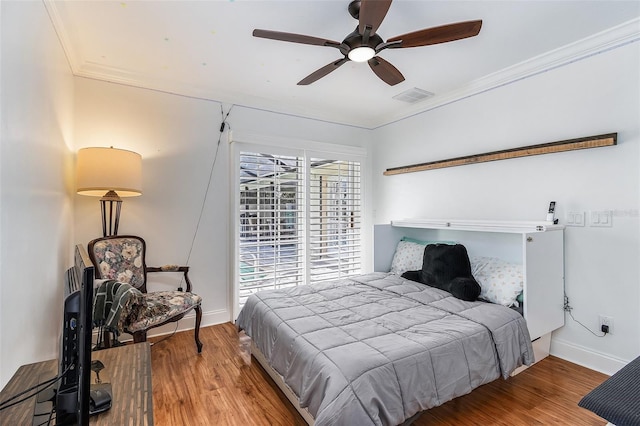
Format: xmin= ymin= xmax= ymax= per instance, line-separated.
xmin=235 ymin=219 xmax=567 ymax=425
xmin=236 ymin=271 xmax=534 ymax=425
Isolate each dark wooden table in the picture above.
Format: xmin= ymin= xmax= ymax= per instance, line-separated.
xmin=1 ymin=342 xmax=153 ymax=425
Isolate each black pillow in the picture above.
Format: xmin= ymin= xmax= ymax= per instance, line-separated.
xmin=447 ymin=277 xmax=482 ymax=301
xmin=401 ymin=243 xmax=481 ymax=301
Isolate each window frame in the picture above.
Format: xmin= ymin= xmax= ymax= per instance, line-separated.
xmin=230 ymin=133 xmax=368 ymax=319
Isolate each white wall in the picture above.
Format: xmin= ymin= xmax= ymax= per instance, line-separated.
xmin=73 ymin=78 xmax=372 ymax=337
xmin=2 ymin=0 xmax=636 ymax=391
xmin=371 ymin=41 xmax=640 ymax=374
xmin=0 ymin=0 xmax=371 ymax=383
xmin=0 ymin=1 xmax=75 ymax=387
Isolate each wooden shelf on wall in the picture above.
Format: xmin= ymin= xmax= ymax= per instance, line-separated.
xmin=384 ymin=133 xmax=617 ymax=176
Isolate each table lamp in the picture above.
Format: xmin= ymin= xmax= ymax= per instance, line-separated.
xmin=76 ymin=147 xmax=142 ymax=237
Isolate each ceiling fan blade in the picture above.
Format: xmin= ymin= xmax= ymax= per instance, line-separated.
xmin=358 ymin=0 xmax=392 ymax=36
xmin=253 ymin=29 xmax=341 ymax=48
xmin=387 ymin=20 xmax=482 ymax=48
xmin=368 ymin=56 xmax=404 ymax=86
xmin=298 ymin=58 xmax=349 ymax=85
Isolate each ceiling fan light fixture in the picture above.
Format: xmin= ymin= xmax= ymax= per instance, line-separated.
xmin=348 ymin=46 xmax=375 ymax=62
xmin=253 ymin=1 xmax=483 ymax=85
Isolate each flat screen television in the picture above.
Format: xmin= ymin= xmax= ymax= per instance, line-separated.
xmin=29 ymin=245 xmax=95 ymax=425
xmin=54 ymin=244 xmax=94 ymax=425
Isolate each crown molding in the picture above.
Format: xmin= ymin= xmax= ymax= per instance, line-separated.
xmin=376 ymin=17 xmax=640 ymax=129
xmin=44 ymin=0 xmax=83 ymax=73
xmin=45 ymin=0 xmax=639 ymax=130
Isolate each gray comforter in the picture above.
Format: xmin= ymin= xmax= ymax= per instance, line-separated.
xmin=236 ymin=272 xmax=534 ymax=426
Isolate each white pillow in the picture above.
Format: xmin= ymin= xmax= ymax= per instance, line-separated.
xmin=470 ymin=256 xmax=523 ymax=307
xmin=390 ymin=238 xmax=458 ymax=276
xmin=389 ymin=240 xmax=427 ymax=275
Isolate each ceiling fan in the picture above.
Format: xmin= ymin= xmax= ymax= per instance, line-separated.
xmin=253 ymin=0 xmax=482 ymax=86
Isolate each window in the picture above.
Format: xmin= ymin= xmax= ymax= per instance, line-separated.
xmin=308 ymin=158 xmax=361 ymax=283
xmin=236 ymin=149 xmax=362 ymax=308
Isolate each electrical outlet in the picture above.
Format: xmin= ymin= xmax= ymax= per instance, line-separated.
xmin=599 ymin=315 xmax=614 ymax=335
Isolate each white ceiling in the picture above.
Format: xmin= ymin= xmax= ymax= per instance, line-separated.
xmin=46 ymin=1 xmax=640 ymax=129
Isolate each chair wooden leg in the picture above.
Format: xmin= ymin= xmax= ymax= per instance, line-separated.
xmin=194 ymin=304 xmax=203 ymax=353
xmin=133 ymin=330 xmax=147 ymax=343
xmin=102 ymin=329 xmax=112 ymax=349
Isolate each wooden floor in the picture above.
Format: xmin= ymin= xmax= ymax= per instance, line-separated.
xmin=150 ymin=322 xmax=609 ymax=425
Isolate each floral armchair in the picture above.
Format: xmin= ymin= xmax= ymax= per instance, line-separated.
xmin=88 ymin=235 xmax=203 ymax=353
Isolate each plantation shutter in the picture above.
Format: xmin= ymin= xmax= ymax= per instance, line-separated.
xmin=238 ymin=152 xmax=304 ymax=306
xmin=237 ymin=151 xmax=362 ymax=308
xmin=308 ymin=158 xmax=361 ymax=283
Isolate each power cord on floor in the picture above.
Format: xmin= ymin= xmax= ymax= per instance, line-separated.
xmin=150 ymin=321 xmax=180 ymax=347
xmin=564 ymin=294 xmax=607 ymax=337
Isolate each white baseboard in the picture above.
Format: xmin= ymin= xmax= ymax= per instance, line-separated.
xmin=94 ymin=308 xmax=231 ymax=344
xmin=145 ymin=307 xmax=231 ymax=338
xmin=550 ymin=337 xmax=629 ymax=376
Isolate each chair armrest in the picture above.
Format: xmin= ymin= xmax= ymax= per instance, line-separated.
xmin=146 ymin=265 xmax=192 ymax=292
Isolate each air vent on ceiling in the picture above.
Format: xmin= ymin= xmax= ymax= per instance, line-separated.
xmin=392 ymin=87 xmax=434 ymax=103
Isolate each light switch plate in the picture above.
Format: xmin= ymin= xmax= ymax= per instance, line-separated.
xmin=566 ymin=211 xmax=585 ymax=226
xmin=590 ymin=210 xmax=613 ymax=227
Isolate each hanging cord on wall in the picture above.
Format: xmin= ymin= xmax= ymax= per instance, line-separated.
xmin=183 ymin=104 xmax=234 ymax=271
xmin=564 ymin=294 xmax=607 ymax=337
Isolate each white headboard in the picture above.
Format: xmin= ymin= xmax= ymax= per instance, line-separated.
xmin=373 ymin=220 xmax=566 ymax=341
xmin=374 ymin=220 xmax=564 ymax=272
xmin=374 ymin=224 xmax=526 ymax=271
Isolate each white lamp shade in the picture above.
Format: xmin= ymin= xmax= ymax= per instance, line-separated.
xmin=76 ymin=147 xmax=142 ymax=197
